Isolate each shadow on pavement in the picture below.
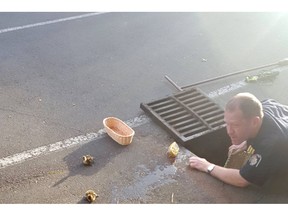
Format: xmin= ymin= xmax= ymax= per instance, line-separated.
xmin=53 ymin=134 xmax=126 ymax=187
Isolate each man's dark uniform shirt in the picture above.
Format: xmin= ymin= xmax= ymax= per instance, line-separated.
xmin=240 ymin=99 xmax=288 ymax=186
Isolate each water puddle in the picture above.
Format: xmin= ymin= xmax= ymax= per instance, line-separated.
xmin=111 ymin=164 xmax=176 ymax=203
xmin=110 ymin=147 xmax=193 ymax=203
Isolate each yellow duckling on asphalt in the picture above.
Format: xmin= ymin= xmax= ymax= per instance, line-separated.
xmin=85 ymin=190 xmax=99 ymax=203
xmin=167 ymin=141 xmax=179 ymax=158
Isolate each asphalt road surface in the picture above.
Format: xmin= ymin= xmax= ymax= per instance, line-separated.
xmin=1 ymin=12 xmax=288 ymax=204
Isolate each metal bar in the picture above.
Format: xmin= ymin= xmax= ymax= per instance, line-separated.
xmin=165 ymin=75 xmax=183 ymax=91
xmin=182 ymin=61 xmax=280 ymax=89
xmin=166 ymin=59 xmax=288 ymax=91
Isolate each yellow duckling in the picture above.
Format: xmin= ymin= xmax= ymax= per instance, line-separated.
xmin=85 ymin=190 xmax=99 ymax=203
xmin=167 ymin=142 xmax=179 ymax=158
xmin=82 ymin=155 xmax=94 ymax=166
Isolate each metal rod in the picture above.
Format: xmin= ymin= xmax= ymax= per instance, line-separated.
xmin=165 ymin=58 xmax=288 ymax=91
xmin=182 ymin=61 xmax=280 ymax=89
xmin=165 ymin=75 xmax=183 ymax=91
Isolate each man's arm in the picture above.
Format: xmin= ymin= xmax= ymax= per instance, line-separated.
xmin=189 ymin=156 xmax=250 ymax=187
xmin=209 ymin=164 xmax=250 ymax=187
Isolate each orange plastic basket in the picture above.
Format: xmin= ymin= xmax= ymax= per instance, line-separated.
xmin=103 ymin=117 xmax=135 ymax=145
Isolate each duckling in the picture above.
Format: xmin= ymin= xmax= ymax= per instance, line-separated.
xmin=85 ymin=190 xmax=99 ymax=203
xmin=167 ymin=142 xmax=179 ymax=158
xmin=82 ymin=155 xmax=94 ymax=166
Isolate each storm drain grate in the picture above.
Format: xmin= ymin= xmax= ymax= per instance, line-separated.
xmin=141 ymin=88 xmax=226 ymax=143
xmin=140 ymin=87 xmax=230 ymax=165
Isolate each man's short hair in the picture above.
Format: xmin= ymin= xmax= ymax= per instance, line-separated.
xmin=225 ymin=92 xmax=264 ymax=119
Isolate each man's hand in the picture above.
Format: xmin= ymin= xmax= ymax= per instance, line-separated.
xmin=189 ymin=156 xmax=212 ymax=173
xmin=228 ymin=141 xmax=248 ymax=157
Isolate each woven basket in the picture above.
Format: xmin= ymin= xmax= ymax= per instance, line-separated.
xmin=103 ymin=117 xmax=135 ymax=145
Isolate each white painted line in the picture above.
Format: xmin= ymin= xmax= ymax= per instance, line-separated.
xmin=0 ymin=12 xmax=107 ymax=34
xmin=207 ymin=80 xmax=247 ymax=98
xmin=0 ymin=80 xmax=246 ymax=169
xmin=0 ymin=114 xmax=150 ymax=169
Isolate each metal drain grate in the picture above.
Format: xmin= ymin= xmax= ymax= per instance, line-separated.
xmin=141 ymin=88 xmax=226 ymax=142
xmin=140 ymin=87 xmax=230 ymax=165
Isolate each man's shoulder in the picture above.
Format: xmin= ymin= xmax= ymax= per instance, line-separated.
xmin=262 ymin=99 xmax=288 ymax=119
xmin=261 ymin=98 xmax=287 ymax=109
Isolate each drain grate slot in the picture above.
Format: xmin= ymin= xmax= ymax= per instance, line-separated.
xmin=206 ymin=113 xmax=225 ymax=124
xmin=159 ymin=107 xmax=186 ymax=118
xmin=201 ymin=110 xmax=223 ymax=120
xmin=170 ymin=119 xmax=197 ymax=128
xmin=183 ymin=126 xmax=208 ymax=138
xmin=154 ymin=105 xmax=180 ymax=114
xmin=172 ymin=96 xmax=211 ymax=129
xmin=149 ymin=98 xmax=174 ymax=109
xmin=178 ymin=122 xmax=204 ymax=133
xmin=163 ymin=111 xmax=189 ymax=121
xmin=196 ymin=104 xmax=219 ymax=114
xmin=185 ymin=98 xmax=210 ymax=107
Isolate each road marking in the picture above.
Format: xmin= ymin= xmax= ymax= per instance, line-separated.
xmin=208 ymin=80 xmax=247 ymax=98
xmin=0 ymin=115 xmax=150 ymax=169
xmin=0 ymin=81 xmax=245 ymax=169
xmin=0 ymin=12 xmax=106 ymax=34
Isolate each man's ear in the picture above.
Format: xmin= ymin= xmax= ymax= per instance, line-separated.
xmin=252 ymin=116 xmax=261 ymax=127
